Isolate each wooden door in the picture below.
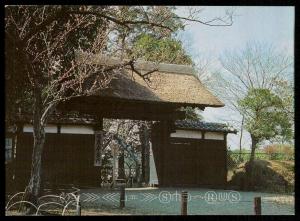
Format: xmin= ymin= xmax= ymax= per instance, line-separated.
xmin=164 ymin=139 xmax=198 ymax=186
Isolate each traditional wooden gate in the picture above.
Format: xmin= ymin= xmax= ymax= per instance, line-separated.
xmin=162 ymin=138 xmax=226 ymax=187
xmin=151 ymin=120 xmax=231 ymax=188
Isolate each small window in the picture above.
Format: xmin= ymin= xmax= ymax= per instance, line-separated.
xmin=5 ymin=138 xmax=13 ymax=162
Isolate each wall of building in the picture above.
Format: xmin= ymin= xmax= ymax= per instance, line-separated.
xmin=10 ymin=122 xmax=228 ymax=190
xmin=149 ymin=142 xmax=158 ymax=185
xmin=13 ymin=124 xmax=100 ymax=190
xmin=151 ymin=124 xmax=227 ymax=187
xmin=170 ymin=130 xmax=202 ymax=139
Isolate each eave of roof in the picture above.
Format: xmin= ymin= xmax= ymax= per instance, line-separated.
xmin=12 ymin=113 xmax=98 ymax=126
xmin=174 ymin=120 xmax=237 ymax=134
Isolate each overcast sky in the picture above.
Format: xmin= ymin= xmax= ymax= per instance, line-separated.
xmin=176 ymin=6 xmax=294 ymax=149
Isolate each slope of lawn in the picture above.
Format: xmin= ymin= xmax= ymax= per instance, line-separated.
xmin=228 ymin=159 xmax=294 ymax=193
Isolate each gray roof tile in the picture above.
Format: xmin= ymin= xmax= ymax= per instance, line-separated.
xmin=174 ymin=120 xmax=237 ymax=133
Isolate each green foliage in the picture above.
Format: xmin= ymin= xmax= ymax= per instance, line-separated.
xmin=271 ymin=78 xmax=294 ymax=129
xmin=132 ymin=34 xmax=192 ymax=65
xmin=182 ymin=107 xmax=203 ymax=120
xmin=107 ymin=6 xmax=185 ymax=59
xmin=238 ymin=88 xmax=293 ymax=144
xmin=228 ymin=151 xmax=293 ymax=164
xmin=228 ymin=148 xmax=251 ymax=154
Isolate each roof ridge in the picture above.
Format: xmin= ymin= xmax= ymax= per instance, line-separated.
xmin=76 ymin=51 xmax=196 ymax=75
xmin=176 ymin=119 xmax=227 ymax=125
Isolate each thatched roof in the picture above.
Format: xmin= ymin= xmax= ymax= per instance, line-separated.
xmin=78 ymin=53 xmax=224 ymax=108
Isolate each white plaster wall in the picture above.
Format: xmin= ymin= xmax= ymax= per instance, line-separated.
xmin=149 ymin=142 xmax=158 ymax=185
xmin=170 ymin=130 xmax=202 ymax=139
xmin=60 ymin=125 xmax=94 ymax=134
xmin=23 ymin=124 xmax=57 ymax=133
xmin=204 ymin=132 xmax=224 ymax=140
xmin=23 ymin=124 xmax=94 ymax=134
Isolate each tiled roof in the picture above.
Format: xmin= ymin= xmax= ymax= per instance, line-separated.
xmin=174 ymin=120 xmax=237 ymax=133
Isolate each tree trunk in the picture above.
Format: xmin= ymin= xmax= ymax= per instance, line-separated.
xmin=139 ymin=123 xmax=150 ymax=185
xmin=239 ymin=115 xmax=244 ymax=162
xmin=118 ymin=150 xmax=125 ymax=179
xmin=250 ymin=134 xmax=258 ymax=163
xmin=112 ymin=144 xmax=117 ymax=187
xmin=25 ymin=130 xmax=45 ymax=200
xmin=23 ymin=89 xmax=46 ymax=213
xmin=135 ymin=163 xmax=141 ymax=185
xmin=247 ymin=134 xmax=258 ymax=190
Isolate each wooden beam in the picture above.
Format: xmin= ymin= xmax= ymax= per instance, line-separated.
xmin=93 ymin=117 xmax=103 ymax=131
xmin=95 ymin=110 xmax=185 ymax=121
xmin=58 ymin=99 xmax=186 ymax=121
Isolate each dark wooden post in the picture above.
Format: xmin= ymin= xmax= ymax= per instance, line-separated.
xmin=120 ymin=184 xmax=125 ymax=208
xmin=181 ymin=191 xmax=188 ymax=215
xmin=94 ymin=118 xmax=103 ymax=166
xmin=160 ymin=120 xmax=170 ymax=186
xmin=94 ymin=117 xmax=103 ymax=186
xmin=254 ymin=197 xmax=261 ymax=215
xmin=12 ymin=123 xmax=22 ymax=191
xmin=140 ymin=123 xmax=150 ymax=185
xmin=76 ymin=195 xmax=81 ymax=216
xmin=130 ymin=175 xmax=133 ymax=188
xmin=118 ymin=150 xmax=125 ymax=179
xmin=224 ymin=132 xmax=228 ymax=186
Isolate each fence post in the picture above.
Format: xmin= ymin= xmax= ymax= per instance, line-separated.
xmin=130 ymin=176 xmax=133 ymax=188
xmin=76 ymin=195 xmax=81 ymax=216
xmin=254 ymin=197 xmax=261 ymax=215
xmin=181 ymin=191 xmax=188 ymax=215
xmin=120 ymin=184 xmax=125 ymax=208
